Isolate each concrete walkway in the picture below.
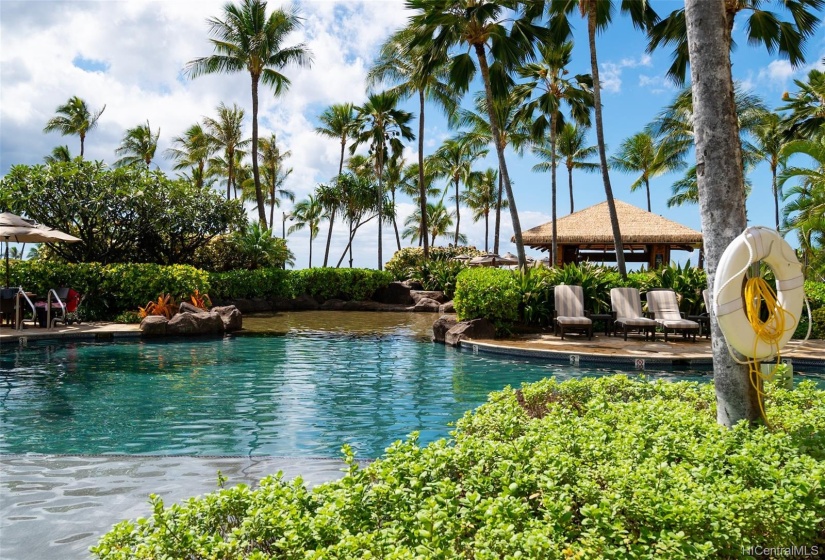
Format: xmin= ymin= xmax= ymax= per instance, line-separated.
xmin=0 ymin=322 xmax=140 ymax=343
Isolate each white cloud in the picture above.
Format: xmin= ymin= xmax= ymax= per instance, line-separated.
xmin=758 ymin=59 xmax=795 ymax=84
xmin=600 ymin=53 xmax=653 ymax=94
xmin=638 ymin=74 xmax=676 ymax=95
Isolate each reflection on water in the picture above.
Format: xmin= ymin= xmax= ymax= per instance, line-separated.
xmin=1 ymin=312 xmax=820 ymax=459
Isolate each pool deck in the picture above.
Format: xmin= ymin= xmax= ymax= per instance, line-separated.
xmin=2 ymin=320 xmax=823 ymax=368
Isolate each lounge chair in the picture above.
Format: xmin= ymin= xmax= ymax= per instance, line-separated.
xmin=688 ymin=289 xmax=711 ymax=338
xmin=645 ymin=289 xmax=700 ymax=342
xmin=554 ymin=285 xmax=592 ymax=340
xmin=610 ymin=287 xmax=658 ymax=341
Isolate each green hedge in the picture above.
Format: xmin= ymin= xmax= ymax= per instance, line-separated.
xmin=385 ymin=245 xmax=482 ymax=280
xmin=92 ymin=375 xmax=825 ymax=559
xmin=292 ymin=268 xmax=393 ymax=301
xmin=207 ymin=268 xmax=293 ymax=300
xmin=454 ymin=267 xmax=520 ymax=326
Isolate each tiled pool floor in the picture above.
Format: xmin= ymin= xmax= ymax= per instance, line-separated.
xmin=0 ymin=455 xmax=351 ymax=560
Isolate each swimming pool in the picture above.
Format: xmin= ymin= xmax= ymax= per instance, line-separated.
xmin=0 ymin=312 xmax=723 ymax=459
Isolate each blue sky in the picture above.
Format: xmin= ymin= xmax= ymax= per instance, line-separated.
xmin=1 ymin=1 xmax=823 ymax=269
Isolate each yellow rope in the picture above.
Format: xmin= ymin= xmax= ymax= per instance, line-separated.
xmin=743 ymin=276 xmax=797 ymax=424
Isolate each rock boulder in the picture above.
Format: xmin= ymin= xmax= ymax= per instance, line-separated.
xmin=139 ymin=315 xmax=169 ymax=336
xmin=410 ymin=290 xmax=447 ymax=304
xmin=413 ymin=297 xmax=442 ymax=312
xmin=444 ymin=318 xmax=496 ymax=347
xmin=167 ymin=311 xmax=224 ymax=336
xmin=373 ymin=281 xmax=414 ymax=305
xmin=212 ymin=305 xmax=242 ymax=332
xmin=178 ymin=301 xmax=202 ymax=314
xmin=438 ymin=300 xmax=455 ymax=314
xmin=432 ymin=315 xmax=459 ymax=343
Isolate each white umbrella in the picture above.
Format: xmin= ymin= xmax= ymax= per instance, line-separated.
xmin=1 ymin=212 xmax=81 ymax=286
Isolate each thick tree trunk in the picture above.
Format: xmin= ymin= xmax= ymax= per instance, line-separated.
xmin=474 ymin=43 xmax=526 ymax=268
xmin=568 ymin=164 xmax=575 ymax=214
xmin=550 ymin=116 xmax=558 ymax=268
xmin=494 ymin=171 xmax=502 ymax=254
xmin=645 ymin=178 xmax=651 ymax=212
xmin=251 ymin=76 xmax=268 ymax=226
xmin=419 ymin=90 xmax=429 ymax=259
xmin=80 ymin=133 xmax=85 ymax=159
xmin=685 ymin=0 xmax=759 ymax=427
xmin=587 ymin=9 xmax=626 ymax=277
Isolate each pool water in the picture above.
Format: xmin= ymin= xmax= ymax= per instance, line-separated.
xmin=1 ymin=312 xmax=716 ymax=459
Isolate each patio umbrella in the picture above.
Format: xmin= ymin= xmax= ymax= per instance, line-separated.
xmin=469 ymin=253 xmax=519 ymax=267
xmin=1 ymin=212 xmax=81 ymax=287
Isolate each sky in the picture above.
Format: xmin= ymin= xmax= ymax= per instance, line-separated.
xmin=1 ymin=0 xmax=823 ymax=270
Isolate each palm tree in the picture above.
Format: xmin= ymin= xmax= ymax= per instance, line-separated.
xmin=289 ymin=194 xmax=323 ymax=268
xmin=203 ymin=103 xmax=249 ymax=201
xmin=403 ymin=200 xmax=464 ymax=246
xmin=257 ymin=133 xmax=294 ymax=229
xmin=185 ymin=0 xmax=312 ymax=226
xmin=351 ymin=91 xmax=414 ymax=270
xmin=315 ymin=103 xmax=356 ymax=266
xmin=461 ymin=168 xmax=505 ymax=252
xmin=455 ymin=91 xmax=532 ymax=255
xmin=516 ymin=40 xmax=593 ymax=266
xmin=431 ymin=135 xmax=488 ymax=245
xmin=334 ymin=172 xmax=381 ymax=268
xmin=408 ymin=0 xmax=549 ymax=269
xmin=608 ymin=132 xmax=686 ymax=212
xmin=751 ymin=110 xmax=791 ymax=230
xmin=165 ymin=123 xmax=214 ymax=189
xmin=44 ymin=145 xmax=72 ymax=164
xmin=43 ymin=95 xmax=106 ymax=158
xmin=667 ymin=165 xmax=753 ymax=208
xmin=114 ymin=120 xmax=160 ymax=167
xmin=548 ymin=1 xmax=658 ymax=277
xmin=780 ymin=69 xmax=825 ymax=140
xmin=384 ymin=154 xmax=406 ymax=252
xmin=552 ymin=123 xmax=599 ymax=213
xmin=369 ymin=27 xmax=458 ymax=259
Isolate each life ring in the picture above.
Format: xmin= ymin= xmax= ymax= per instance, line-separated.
xmin=713 ymin=226 xmax=804 ymax=359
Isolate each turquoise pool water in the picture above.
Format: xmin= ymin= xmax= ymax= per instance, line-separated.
xmin=0 ymin=313 xmax=725 ymax=459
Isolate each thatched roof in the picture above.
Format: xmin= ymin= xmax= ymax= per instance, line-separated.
xmin=519 ymin=200 xmax=703 ymax=246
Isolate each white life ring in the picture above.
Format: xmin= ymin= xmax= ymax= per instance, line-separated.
xmin=713 ymin=226 xmax=804 ymax=359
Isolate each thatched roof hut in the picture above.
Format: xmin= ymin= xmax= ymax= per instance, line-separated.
xmin=519 ymin=200 xmax=703 ymax=267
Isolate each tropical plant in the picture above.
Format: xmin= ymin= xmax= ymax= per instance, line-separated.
xmin=42 ymin=95 xmax=106 ymax=158
xmin=256 ymin=133 xmax=294 ymax=229
xmin=369 ymin=28 xmax=458 ymax=259
xmin=350 ymin=91 xmax=415 ymax=270
xmin=549 ymin=1 xmax=658 ymax=277
xmin=188 ymin=289 xmax=212 ymax=310
xmin=461 ymin=168 xmax=504 ymax=252
xmin=751 ymin=109 xmax=790 ymax=229
xmin=454 ymin=267 xmax=521 ymax=326
xmin=185 ymin=0 xmax=312 ymax=225
xmin=165 ymin=123 xmax=214 ymax=189
xmin=334 ymin=172 xmax=380 ymax=268
xmin=289 ymin=194 xmax=324 ymax=268
xmin=780 ymin=69 xmax=825 ymax=139
xmin=315 ymin=102 xmax=356 ymax=265
xmin=431 ymin=135 xmax=488 ymax=245
xmin=203 ymin=103 xmax=249 ymax=201
xmin=114 ymin=120 xmax=160 ymax=168
xmin=44 ymin=145 xmax=72 ymax=164
xmin=409 ymin=0 xmax=549 ymax=269
xmin=609 ymin=131 xmax=686 ymax=212
xmin=138 ymin=293 xmax=178 ymax=320
xmin=402 ymin=200 xmax=464 ymax=247
xmin=516 ymin=40 xmax=593 ymax=266
xmin=550 ymin=123 xmax=599 ymax=214
xmin=383 ymin=154 xmax=406 ymax=252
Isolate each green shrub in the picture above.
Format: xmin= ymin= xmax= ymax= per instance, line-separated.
xmin=92 ymin=375 xmax=825 ymax=559
xmin=544 ymin=262 xmax=622 ymax=314
xmin=208 ymin=268 xmax=294 ymax=301
xmin=385 ymin=245 xmax=482 ymax=280
xmin=517 ymin=266 xmax=556 ymax=326
xmin=454 ymin=268 xmax=520 ymax=326
xmin=406 ymin=259 xmax=467 ymax=299
xmin=193 ymin=224 xmax=294 ymax=272
xmin=292 ymin=268 xmax=393 ymax=301
xmin=810 ymin=307 xmax=825 ymax=339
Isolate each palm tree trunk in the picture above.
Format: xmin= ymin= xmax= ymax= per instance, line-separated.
xmin=309 ymin=236 xmax=313 ymax=268
xmin=474 ymin=43 xmax=525 ymax=268
xmin=269 ymin=181 xmax=275 ymax=230
xmin=349 ymin=218 xmax=354 ymax=268
xmin=550 ymin=116 xmax=558 ymax=268
xmin=494 ymin=171 xmax=503 ymax=254
xmin=251 ymin=76 xmax=268 ymax=226
xmin=80 ymin=132 xmax=85 ymax=159
xmin=324 ymin=141 xmax=347 ymax=267
xmin=645 ymin=178 xmax=652 ymax=212
xmin=484 ymin=211 xmax=489 ymax=252
xmin=568 ymin=164 xmax=575 ymax=214
xmin=418 ymin=90 xmax=429 ymax=259
xmin=377 ymin=153 xmax=384 ymax=271
xmin=684 ymin=0 xmax=758 ymax=427
xmin=587 ymin=9 xmax=626 ymax=277
xmin=454 ymin=177 xmax=461 ymax=245
xmin=772 ymin=164 xmax=779 ymax=231
xmin=392 ymin=190 xmax=401 ymax=251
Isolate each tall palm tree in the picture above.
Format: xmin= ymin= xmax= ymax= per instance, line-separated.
xmin=751 ymin=110 xmax=791 ymax=230
xmin=431 ymin=135 xmax=488 ymax=245
xmin=203 ymin=103 xmax=249 ymax=201
xmin=43 ymin=95 xmax=106 ymax=158
xmin=403 ymin=200 xmax=464 ymax=246
xmin=351 ymin=91 xmax=414 ymax=270
xmin=516 ymin=40 xmax=593 ymax=266
xmin=185 ymin=0 xmax=312 ymax=226
xmin=257 ymin=133 xmax=294 ymax=229
xmin=552 ymin=123 xmax=599 ymax=213
xmin=408 ymin=0 xmax=549 ymax=269
xmin=288 ymin=194 xmax=323 ymax=268
xmin=676 ymin=0 xmax=823 ymax=427
xmin=549 ymin=0 xmax=659 ymax=277
xmin=667 ymin=165 xmax=754 ymax=208
xmin=114 ymin=120 xmax=160 ymax=167
xmin=315 ymin=102 xmax=356 ymax=266
xmin=455 ymin=91 xmax=532 ymax=255
xmin=44 ymin=145 xmax=72 ymax=164
xmin=334 ymin=172 xmax=381 ymax=267
xmin=608 ymin=131 xmax=686 ymax=212
xmin=461 ymin=168 xmax=505 ymax=252
xmin=780 ymin=69 xmax=825 ymax=140
xmin=165 ymin=123 xmax=214 ymax=188
xmin=369 ymin=27 xmax=458 ymax=259
xmin=384 ymin=154 xmax=406 ymax=252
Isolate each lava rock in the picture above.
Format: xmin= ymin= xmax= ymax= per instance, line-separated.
xmin=178 ymin=301 xmax=202 ymax=314
xmin=410 ymin=290 xmax=447 ymax=304
xmin=373 ymin=281 xmax=414 ymax=305
xmin=167 ymin=311 xmax=224 ymax=335
xmin=432 ymin=315 xmax=459 ymax=343
xmin=413 ymin=297 xmax=442 ymax=312
xmin=444 ymin=318 xmax=496 ymax=347
xmin=292 ymin=294 xmax=320 ymax=310
xmin=439 ymin=300 xmax=455 ymax=314
xmin=139 ymin=315 xmax=169 ymax=336
xmin=212 ymin=305 xmax=242 ymax=332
